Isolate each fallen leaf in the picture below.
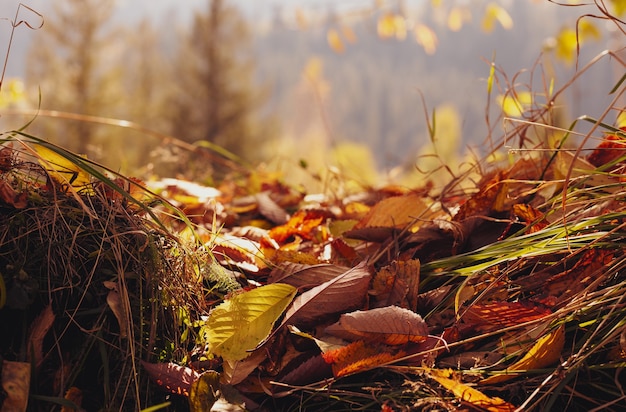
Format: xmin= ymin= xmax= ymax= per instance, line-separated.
xmin=104 ymin=280 xmax=129 ymax=339
xmin=61 ymin=387 xmax=82 ymax=412
xmin=142 ymin=361 xmax=201 ymax=396
xmin=280 ymin=262 xmax=371 ymax=328
xmin=1 ymin=360 xmax=31 ymax=412
xmin=325 ymin=306 xmax=428 ymax=345
xmin=203 ymin=283 xmax=297 ymax=361
xmin=189 ymin=371 xmax=220 ymax=412
xmin=35 ymin=144 xmax=91 ymax=188
xmin=268 ymin=262 xmax=350 ymax=289
xmin=481 ymin=325 xmax=565 ymax=385
xmin=429 ymin=368 xmax=516 ymax=411
xmin=371 ymin=259 xmax=420 ymax=310
xmin=462 ymin=301 xmax=552 ymax=329
xmin=27 ymin=305 xmax=55 ymax=368
xmin=322 ymin=341 xmax=405 ymax=377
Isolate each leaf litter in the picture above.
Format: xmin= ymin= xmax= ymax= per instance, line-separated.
xmin=2 ymin=11 xmax=626 ymax=412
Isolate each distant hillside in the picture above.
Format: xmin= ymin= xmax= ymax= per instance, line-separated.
xmin=252 ymin=1 xmax=620 ymax=170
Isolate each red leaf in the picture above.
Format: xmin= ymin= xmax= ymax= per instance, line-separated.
xmin=462 ymin=301 xmax=552 ymax=328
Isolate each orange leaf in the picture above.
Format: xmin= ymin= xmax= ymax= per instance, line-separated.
xmin=454 ymin=170 xmax=509 ymax=222
xmin=481 ymin=325 xmax=565 ymax=385
xmin=462 ymin=301 xmax=552 ymax=328
xmin=268 ymin=209 xmax=327 ymax=244
xmin=322 ymin=341 xmax=405 ymax=377
xmin=586 ymin=130 xmax=626 ymax=167
xmin=429 ymin=369 xmax=516 ymax=411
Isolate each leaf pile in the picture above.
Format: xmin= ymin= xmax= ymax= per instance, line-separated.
xmin=0 ymin=138 xmax=186 ymax=411
xmin=143 ymin=123 xmax=626 ymax=411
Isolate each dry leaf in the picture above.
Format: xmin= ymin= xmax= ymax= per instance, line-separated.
xmin=325 ymin=306 xmax=428 ymax=345
xmin=268 ymin=262 xmax=349 ymax=289
xmin=1 ymin=360 xmax=31 ymax=412
xmin=322 ymin=341 xmax=405 ymax=377
xmin=481 ymin=325 xmax=565 ymax=385
xmin=371 ymin=260 xmax=420 ymax=310
xmin=280 ymin=262 xmax=371 ymax=328
xmin=104 ymin=280 xmax=128 ymax=339
xmin=429 ymin=368 xmax=516 ymax=411
xmin=26 ymin=305 xmax=55 ymax=368
xmin=60 ymin=387 xmax=82 ymax=412
xmin=142 ymin=361 xmax=201 ymax=396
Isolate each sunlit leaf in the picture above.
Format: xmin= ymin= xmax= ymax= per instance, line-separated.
xmin=481 ymin=3 xmax=513 ymax=33
xmin=481 ymin=325 xmax=565 ymax=385
xmin=610 ymin=0 xmax=626 ymax=16
xmin=327 ymin=28 xmax=345 ymax=54
xmin=325 ymin=306 xmax=428 ymax=345
xmin=280 ymin=262 xmax=371 ymax=327
xmin=322 ymin=341 xmax=406 ymax=377
xmin=447 ymin=7 xmax=471 ymax=32
xmin=377 ymin=13 xmax=406 ymax=40
xmin=414 ymin=24 xmax=438 ymax=55
xmin=497 ymin=91 xmax=532 ymax=117
xmin=429 ymin=369 xmax=516 ymax=411
xmin=268 ymin=262 xmax=349 ymax=289
xmin=203 ymin=283 xmax=297 ymax=361
xmin=555 ymin=27 xmax=578 ymax=64
xmin=35 ymin=144 xmax=91 ymax=188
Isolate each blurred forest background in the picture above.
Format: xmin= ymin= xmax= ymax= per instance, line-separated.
xmin=0 ymin=0 xmax=624 ymax=189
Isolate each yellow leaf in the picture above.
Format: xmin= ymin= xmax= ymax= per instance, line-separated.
xmin=555 ymin=27 xmax=578 ymax=64
xmin=578 ymin=20 xmax=601 ymax=42
xmin=482 ymin=3 xmax=513 ymax=33
xmin=429 ymin=369 xmax=516 ymax=412
xmin=377 ymin=13 xmax=396 ymax=39
xmin=610 ymin=0 xmax=626 ymax=16
xmin=202 ymin=283 xmax=296 ymax=361
xmin=447 ymin=7 xmax=471 ymax=32
xmin=189 ymin=371 xmax=220 ymax=412
xmin=414 ymin=24 xmax=438 ymax=55
xmin=481 ymin=325 xmax=565 ymax=385
xmin=35 ymin=145 xmax=91 ymax=188
xmin=377 ymin=13 xmax=406 ymax=40
xmin=497 ymin=91 xmax=532 ymax=117
xmin=327 ymin=28 xmax=345 ymax=53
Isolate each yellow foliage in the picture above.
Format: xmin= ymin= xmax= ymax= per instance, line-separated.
xmin=327 ymin=29 xmax=345 ymax=54
xmin=429 ymin=369 xmax=516 ymax=412
xmin=481 ymin=325 xmax=565 ymax=385
xmin=35 ymin=145 xmax=92 ymax=188
xmin=481 ymin=3 xmax=513 ymax=33
xmin=377 ymin=13 xmax=407 ymax=40
xmin=414 ymin=24 xmax=438 ymax=55
xmin=447 ymin=7 xmax=472 ymax=32
xmin=554 ymin=20 xmax=601 ymax=64
xmin=0 ymin=78 xmax=26 ymax=108
xmin=610 ymin=0 xmax=626 ymax=16
xmin=497 ymin=91 xmax=532 ymax=118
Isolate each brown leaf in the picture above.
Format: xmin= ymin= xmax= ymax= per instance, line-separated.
xmin=104 ymin=280 xmax=129 ymax=338
xmin=353 ymin=192 xmax=433 ymax=230
xmin=0 ymin=180 xmax=27 ymax=209
xmin=274 ymin=354 xmax=333 ymax=391
xmin=280 ymin=262 xmax=371 ymax=328
xmin=61 ymin=387 xmax=83 ymax=412
xmin=142 ymin=361 xmax=201 ymax=396
xmin=268 ymin=262 xmax=350 ymax=289
xmin=325 ymin=306 xmax=428 ymax=345
xmin=371 ymin=260 xmax=420 ymax=310
xmin=27 ymin=305 xmax=55 ymax=368
xmin=221 ymin=349 xmax=266 ymax=385
xmin=1 ymin=360 xmax=30 ymax=412
xmin=454 ymin=170 xmax=508 ymax=222
xmin=255 ymin=191 xmax=289 ymax=224
xmin=586 ymin=131 xmax=626 ymax=167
